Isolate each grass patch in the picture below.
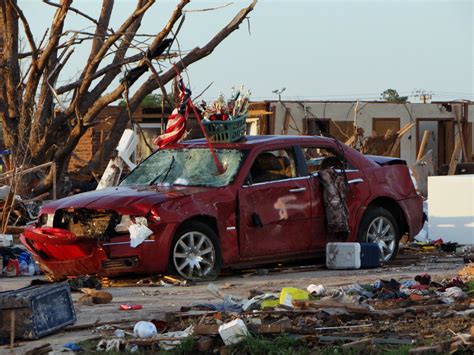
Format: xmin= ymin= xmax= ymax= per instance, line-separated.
xmin=229 ymin=334 xmax=310 ymax=355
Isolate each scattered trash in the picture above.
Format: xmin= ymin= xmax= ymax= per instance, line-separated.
xmin=114 ymin=329 xmax=125 ymax=338
xmin=119 ymin=304 xmax=143 ymax=311
xmin=63 ymin=342 xmax=82 ymax=351
xmin=70 ymin=266 xmax=474 ymax=354
xmin=129 ymin=222 xmax=154 ymax=248
xmin=133 ymin=321 xmax=157 ymax=338
xmin=79 ymin=288 xmax=113 ymax=304
xmin=218 ymin=318 xmax=249 ymax=345
xmin=279 ymin=287 xmax=309 ymax=308
xmin=307 ymin=284 xmax=326 ymax=297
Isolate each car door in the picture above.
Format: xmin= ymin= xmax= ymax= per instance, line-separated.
xmin=302 ymin=145 xmax=370 ymax=247
xmin=239 ymin=147 xmax=312 ymax=258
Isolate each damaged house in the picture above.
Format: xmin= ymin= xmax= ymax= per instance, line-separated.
xmin=258 ymin=100 xmax=473 ymax=170
xmin=70 ymin=100 xmax=473 ymax=176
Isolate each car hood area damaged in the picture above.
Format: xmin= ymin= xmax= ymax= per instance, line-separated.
xmin=41 ymin=185 xmax=209 ymax=215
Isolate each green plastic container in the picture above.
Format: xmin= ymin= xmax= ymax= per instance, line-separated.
xmin=202 ymin=113 xmax=247 ymax=142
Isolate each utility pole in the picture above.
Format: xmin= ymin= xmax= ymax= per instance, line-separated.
xmin=272 ymin=87 xmax=286 ymax=101
xmin=412 ymin=89 xmax=432 ymax=103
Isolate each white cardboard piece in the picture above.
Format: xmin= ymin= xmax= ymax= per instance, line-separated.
xmin=428 ymin=175 xmax=474 ymax=244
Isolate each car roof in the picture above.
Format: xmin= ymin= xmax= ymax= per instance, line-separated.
xmin=178 ymin=135 xmax=337 ymax=148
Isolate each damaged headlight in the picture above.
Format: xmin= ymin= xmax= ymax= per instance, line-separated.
xmin=114 ymin=215 xmax=151 ymax=233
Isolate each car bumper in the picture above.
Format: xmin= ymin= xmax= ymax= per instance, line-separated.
xmin=20 ymin=225 xmax=176 ymax=278
xmin=398 ymin=195 xmax=424 ymax=238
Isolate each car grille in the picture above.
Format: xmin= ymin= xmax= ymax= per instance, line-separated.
xmin=102 ymin=257 xmax=139 ymax=270
xmin=54 ymin=209 xmax=119 ymax=238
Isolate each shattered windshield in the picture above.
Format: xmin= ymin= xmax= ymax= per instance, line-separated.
xmin=120 ymin=148 xmax=245 ymax=187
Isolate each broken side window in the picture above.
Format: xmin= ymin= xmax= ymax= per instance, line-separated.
xmin=302 ymin=147 xmax=355 ymax=174
xmin=249 ymin=149 xmax=297 ymax=184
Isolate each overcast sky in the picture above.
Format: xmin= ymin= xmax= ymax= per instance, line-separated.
xmin=19 ymin=0 xmax=473 ymax=102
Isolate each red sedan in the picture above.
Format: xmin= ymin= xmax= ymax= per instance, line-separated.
xmin=21 ymin=136 xmax=423 ymax=280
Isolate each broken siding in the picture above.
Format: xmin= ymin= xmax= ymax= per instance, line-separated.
xmin=270 ymin=101 xmax=474 ymax=166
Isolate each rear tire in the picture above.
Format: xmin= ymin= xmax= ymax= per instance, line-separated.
xmin=357 ymin=206 xmax=400 ymax=262
xmin=169 ymin=221 xmax=221 ymax=281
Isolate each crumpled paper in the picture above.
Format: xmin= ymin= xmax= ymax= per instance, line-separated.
xmin=129 ymin=223 xmax=153 ymax=248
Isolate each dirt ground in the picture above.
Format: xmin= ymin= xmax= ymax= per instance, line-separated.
xmin=0 ymin=256 xmax=467 ymax=354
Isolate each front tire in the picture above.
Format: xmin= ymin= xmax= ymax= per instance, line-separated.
xmin=357 ymin=207 xmax=400 ymax=262
xmin=169 ymin=221 xmax=221 ymax=281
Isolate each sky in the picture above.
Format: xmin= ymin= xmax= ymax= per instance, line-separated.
xmin=18 ymin=0 xmax=474 ymax=102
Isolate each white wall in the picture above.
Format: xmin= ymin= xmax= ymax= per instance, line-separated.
xmin=428 ymin=175 xmax=474 ymax=244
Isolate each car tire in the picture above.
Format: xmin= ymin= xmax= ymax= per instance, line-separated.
xmin=169 ymin=221 xmax=221 ymax=281
xmin=357 ymin=206 xmax=400 ymax=262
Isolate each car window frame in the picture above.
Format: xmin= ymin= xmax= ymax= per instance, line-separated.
xmin=242 ymin=145 xmax=308 ymax=187
xmin=299 ymin=145 xmax=359 ymax=176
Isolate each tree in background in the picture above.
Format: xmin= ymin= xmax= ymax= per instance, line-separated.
xmin=0 ymin=0 xmax=256 ymax=196
xmin=380 ymin=89 xmax=408 ymax=103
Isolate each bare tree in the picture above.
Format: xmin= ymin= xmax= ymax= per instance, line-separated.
xmin=0 ymin=0 xmax=257 ymax=197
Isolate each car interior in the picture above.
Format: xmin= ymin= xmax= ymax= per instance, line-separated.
xmin=250 ymin=150 xmax=296 ymax=183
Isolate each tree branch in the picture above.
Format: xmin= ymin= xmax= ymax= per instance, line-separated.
xmin=81 ymin=0 xmax=257 ymax=175
xmin=74 ymin=0 xmax=154 ymax=102
xmin=55 ymin=53 xmax=177 ymax=94
xmin=86 ymin=0 xmax=114 ymax=63
xmin=7 ymin=0 xmax=38 ymax=59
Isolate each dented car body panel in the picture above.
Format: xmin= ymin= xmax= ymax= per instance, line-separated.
xmin=21 ymin=136 xmax=423 ymax=278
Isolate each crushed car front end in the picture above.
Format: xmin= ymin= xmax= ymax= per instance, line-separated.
xmin=20 ymin=189 xmax=181 ymax=278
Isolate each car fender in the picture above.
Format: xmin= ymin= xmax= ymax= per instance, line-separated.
xmin=153 ymin=188 xmax=240 ymax=265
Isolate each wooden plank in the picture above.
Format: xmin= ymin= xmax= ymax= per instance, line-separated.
xmin=444 ymin=121 xmax=454 ymax=166
xmin=10 ymin=310 xmax=15 ymax=350
xmin=270 ymin=105 xmax=276 ymax=135
xmin=292 ymin=300 xmax=370 ymax=314
xmin=467 ymin=122 xmax=472 ymax=162
xmin=329 ymin=121 xmax=355 ymax=142
xmin=282 ymin=106 xmax=291 ymax=135
xmin=373 ymin=118 xmax=401 ymax=157
xmin=448 ymin=134 xmax=462 ymax=175
xmin=417 ymin=130 xmax=431 ymax=161
xmin=453 ymin=105 xmax=467 ymax=161
xmin=389 ymin=122 xmax=415 ymax=156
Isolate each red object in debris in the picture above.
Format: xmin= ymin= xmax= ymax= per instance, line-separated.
xmin=6 ymin=259 xmax=20 ymax=276
xmin=119 ymin=304 xmax=143 ymax=310
xmin=153 ymin=110 xmax=187 ymax=149
xmin=20 ymin=136 xmax=423 ymax=282
xmin=409 ymin=293 xmax=424 ymax=301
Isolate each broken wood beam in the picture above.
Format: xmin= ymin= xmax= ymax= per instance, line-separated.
xmin=25 ymin=344 xmax=52 ymax=355
xmin=318 ymin=335 xmax=415 ymax=345
xmin=292 ymin=300 xmax=370 ymax=314
xmin=448 ymin=134 xmax=463 ymax=175
xmin=417 ymin=130 xmax=431 ymax=161
xmin=64 ymin=318 xmax=144 ymax=331
xmin=388 ymin=122 xmax=415 ymax=156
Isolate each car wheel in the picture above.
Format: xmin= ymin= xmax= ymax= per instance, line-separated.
xmin=170 ymin=221 xmax=221 ymax=281
xmin=357 ymin=206 xmax=400 ymax=262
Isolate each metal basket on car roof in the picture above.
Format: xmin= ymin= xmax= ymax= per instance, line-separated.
xmin=202 ymin=113 xmax=247 ymax=142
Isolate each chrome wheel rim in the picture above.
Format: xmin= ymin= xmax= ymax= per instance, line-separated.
xmin=173 ymin=231 xmax=216 ymax=279
xmin=365 ymin=216 xmax=396 ymax=261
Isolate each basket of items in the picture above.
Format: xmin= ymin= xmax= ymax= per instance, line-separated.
xmin=201 ymin=86 xmax=250 ymax=142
